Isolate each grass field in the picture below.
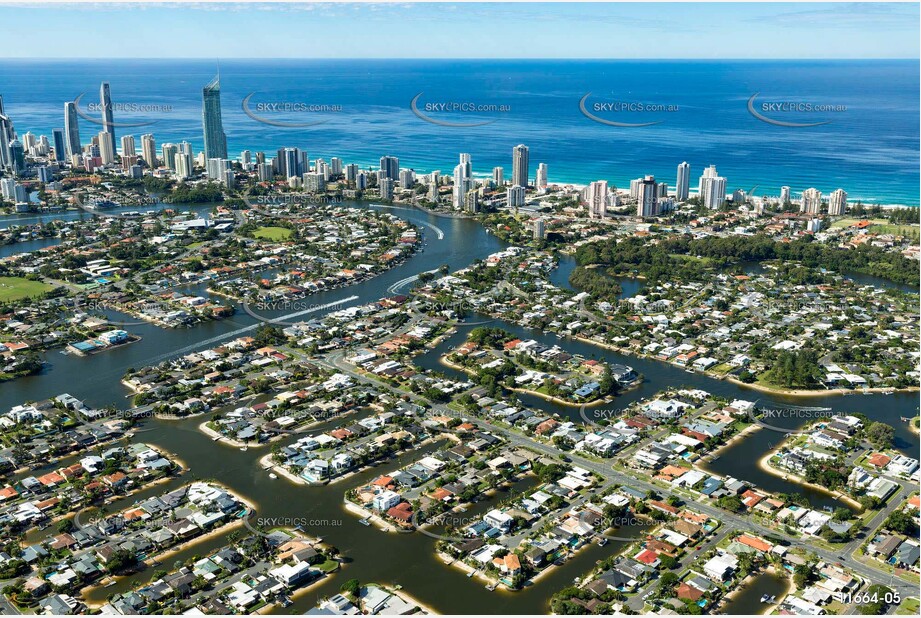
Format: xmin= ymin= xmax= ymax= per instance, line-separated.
xmin=896 ymin=597 xmax=920 ymax=615
xmin=831 ymin=218 xmax=920 ymax=238
xmin=253 ymin=226 xmax=293 ymax=241
xmin=0 ymin=276 xmax=54 ymax=303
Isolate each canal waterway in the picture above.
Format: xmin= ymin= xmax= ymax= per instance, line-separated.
xmin=2 ymin=202 xmax=918 ymax=612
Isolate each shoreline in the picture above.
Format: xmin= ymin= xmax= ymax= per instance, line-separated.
xmin=198 ymin=420 xmax=268 ymax=449
xmin=435 ymin=550 xmax=504 ymax=590
xmin=719 ymin=564 xmax=792 ymax=614
xmin=257 ymin=452 xmax=308 ymax=486
xmin=367 ymin=582 xmax=442 ymax=615
xmin=725 ymin=376 xmax=919 ymax=398
xmin=343 ymin=500 xmax=398 ymax=533
xmin=698 ymin=422 xmax=761 ymax=464
xmin=79 ymin=518 xmax=246 ymax=607
xmin=440 ymin=354 xmax=608 ymax=409
xmin=569 ymin=334 xmax=918 ymax=400
xmin=757 ymin=449 xmax=863 ymax=510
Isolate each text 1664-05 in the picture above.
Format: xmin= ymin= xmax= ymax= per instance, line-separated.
xmin=835 ymin=591 xmax=900 ymax=605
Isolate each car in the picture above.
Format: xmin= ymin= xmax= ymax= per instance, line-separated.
xmin=559 ymin=455 xmax=572 ymax=463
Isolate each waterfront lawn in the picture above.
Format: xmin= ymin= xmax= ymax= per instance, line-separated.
xmin=0 ymin=276 xmax=54 ymax=302
xmin=318 ymin=558 xmax=340 ymax=573
xmin=253 ymin=226 xmax=294 ymax=241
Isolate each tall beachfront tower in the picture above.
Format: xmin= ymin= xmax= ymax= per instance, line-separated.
xmin=512 ymin=143 xmax=529 ymax=188
xmin=676 ymin=161 xmax=690 ymax=201
xmin=202 ymin=74 xmax=228 ymax=160
xmin=99 ymin=82 xmax=116 ymax=146
xmin=64 ymin=101 xmax=81 ymax=158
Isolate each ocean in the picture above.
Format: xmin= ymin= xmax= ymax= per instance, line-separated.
xmin=0 ymin=59 xmax=917 ymax=205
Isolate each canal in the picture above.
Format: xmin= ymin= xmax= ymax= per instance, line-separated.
xmin=720 ymin=568 xmax=791 ymax=615
xmin=2 ymin=203 xmax=918 ymax=612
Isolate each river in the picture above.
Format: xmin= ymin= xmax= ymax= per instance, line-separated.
xmin=2 ymin=203 xmax=918 ymax=613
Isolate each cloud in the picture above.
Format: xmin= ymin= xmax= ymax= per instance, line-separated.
xmin=747 ymin=2 xmax=918 ymax=29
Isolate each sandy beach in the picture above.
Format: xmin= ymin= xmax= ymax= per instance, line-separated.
xmin=257 ymin=452 xmax=308 ymax=486
xmin=344 ymin=500 xmax=399 ymax=532
xmin=725 ymin=376 xmax=919 ymax=398
xmin=757 ymin=450 xmax=863 ymax=509
xmin=566 ymin=334 xmax=919 ymax=400
xmin=440 ymin=355 xmax=607 ymax=409
xmin=436 ymin=550 xmax=503 ymax=589
xmin=698 ymin=423 xmax=761 ymax=463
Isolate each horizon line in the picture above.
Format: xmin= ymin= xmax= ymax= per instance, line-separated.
xmin=1 ymin=56 xmax=918 ymax=61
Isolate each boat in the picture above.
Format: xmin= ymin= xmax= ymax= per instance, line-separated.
xmin=359 ymin=518 xmax=371 ymax=526
xmin=269 ymin=473 xmax=278 ymax=479
xmin=240 ymin=446 xmax=248 ymax=451
xmin=467 ymin=571 xmax=475 ymax=578
xmin=761 ymin=595 xmax=769 ymax=603
xmin=598 ymin=538 xmax=608 ymax=546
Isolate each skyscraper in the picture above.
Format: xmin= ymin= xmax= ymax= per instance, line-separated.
xmin=99 ymin=82 xmax=115 ymax=145
xmin=512 ymin=144 xmax=529 ymax=188
xmin=458 ymin=153 xmax=472 ymax=177
xmin=161 ymin=143 xmax=178 ymax=170
xmin=202 ymin=75 xmax=228 ymax=160
xmin=507 ymin=185 xmax=526 ymax=209
xmin=120 ymin=135 xmax=136 ymax=158
xmin=453 ymin=159 xmax=472 ymax=210
xmin=636 ymin=176 xmax=658 ymax=217
xmin=586 ymin=181 xmax=608 ymax=219
xmin=64 ymin=101 xmax=81 ymax=158
xmin=52 ymin=129 xmax=66 ymax=162
xmin=8 ymin=140 xmax=24 ymax=175
xmin=0 ymin=95 xmax=16 ymax=170
xmin=780 ymin=186 xmax=791 ymax=205
xmin=175 ymin=152 xmax=193 ymax=180
xmin=141 ymin=134 xmax=157 ymax=167
xmin=379 ymin=177 xmax=394 ymax=200
xmin=698 ymin=165 xmax=727 ymax=209
xmin=676 ymin=161 xmax=690 ymax=201
xmin=379 ymin=155 xmax=399 ymax=180
xmin=283 ymin=148 xmax=299 ymax=180
xmin=828 ymin=188 xmax=847 ymax=216
xmin=492 ymin=166 xmax=504 ymax=186
xmin=801 ymin=188 xmax=823 ymax=214
xmin=536 ymin=163 xmax=548 ymax=189
xmin=98 ymin=131 xmax=115 ymax=165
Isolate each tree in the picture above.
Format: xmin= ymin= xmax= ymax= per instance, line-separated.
xmin=863 ymin=422 xmax=894 ymax=449
xmin=855 ymin=585 xmax=892 ymax=615
xmin=884 ymin=509 xmax=919 ymax=536
xmin=339 ymin=578 xmax=361 ymax=597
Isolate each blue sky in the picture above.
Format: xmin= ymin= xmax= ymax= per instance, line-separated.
xmin=0 ymin=2 xmax=918 ymax=59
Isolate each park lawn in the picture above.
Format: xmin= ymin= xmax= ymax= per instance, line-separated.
xmin=830 ymin=217 xmax=876 ymax=229
xmin=669 ymin=253 xmax=714 ymax=264
xmin=0 ymin=276 xmax=54 ymax=302
xmin=253 ymin=226 xmax=293 ymax=241
xmin=831 ymin=218 xmax=919 ymax=238
xmin=896 ymin=597 xmax=920 ymax=615
xmin=872 ymin=223 xmax=920 ymax=238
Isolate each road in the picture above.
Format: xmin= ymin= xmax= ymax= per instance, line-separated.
xmin=320 ymin=343 xmax=918 ymax=597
